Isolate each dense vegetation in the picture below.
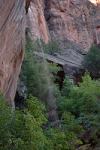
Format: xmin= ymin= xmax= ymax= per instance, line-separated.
xmin=25 ymin=28 xmax=62 ymax=55
xmin=1 ymin=35 xmax=100 ymax=149
xmin=82 ymin=45 xmax=100 ymax=78
xmin=0 ymin=92 xmax=84 ymax=150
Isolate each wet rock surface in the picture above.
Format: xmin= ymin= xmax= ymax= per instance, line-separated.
xmin=26 ymin=0 xmax=49 ymax=43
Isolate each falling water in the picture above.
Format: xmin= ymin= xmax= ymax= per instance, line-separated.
xmin=28 ymin=7 xmax=59 ymax=123
xmin=38 ymin=38 xmax=59 ymax=122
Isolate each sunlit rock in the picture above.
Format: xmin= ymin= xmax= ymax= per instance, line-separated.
xmin=27 ymin=0 xmax=100 ymax=51
xmin=0 ymin=0 xmax=26 ymax=107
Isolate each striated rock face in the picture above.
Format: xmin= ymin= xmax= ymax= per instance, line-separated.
xmin=27 ymin=0 xmax=100 ymax=51
xmin=26 ymin=0 xmax=49 ymax=43
xmin=0 ymin=0 xmax=26 ymax=107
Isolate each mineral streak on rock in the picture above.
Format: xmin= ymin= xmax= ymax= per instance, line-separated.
xmin=0 ymin=0 xmax=26 ymax=107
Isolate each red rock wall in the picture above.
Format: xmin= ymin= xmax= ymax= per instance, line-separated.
xmin=44 ymin=0 xmax=100 ymax=51
xmin=26 ymin=0 xmax=50 ymax=43
xmin=27 ymin=0 xmax=100 ymax=51
xmin=0 ymin=0 xmax=26 ymax=107
xmin=0 ymin=0 xmax=100 ymax=107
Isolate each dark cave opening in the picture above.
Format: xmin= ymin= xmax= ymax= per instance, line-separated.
xmin=14 ymin=91 xmax=25 ymax=109
xmin=55 ymin=69 xmax=65 ymax=90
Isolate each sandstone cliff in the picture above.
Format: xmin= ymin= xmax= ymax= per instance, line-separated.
xmin=0 ymin=0 xmax=28 ymax=107
xmin=27 ymin=0 xmax=100 ymax=51
xmin=26 ymin=0 xmax=50 ymax=43
xmin=0 ymin=0 xmax=100 ymax=106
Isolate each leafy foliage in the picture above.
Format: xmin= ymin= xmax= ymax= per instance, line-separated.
xmin=22 ymin=35 xmax=100 ymax=148
xmin=21 ymin=53 xmax=61 ymax=105
xmin=25 ymin=37 xmax=62 ymax=55
xmin=2 ymin=32 xmax=100 ymax=149
xmin=57 ymin=76 xmax=73 ymax=114
xmin=44 ymin=112 xmax=83 ymax=150
xmin=0 ymin=93 xmax=47 ymax=150
xmin=0 ymin=92 xmax=12 ymax=150
xmin=22 ymin=34 xmax=62 ymax=106
xmin=10 ymin=96 xmax=47 ymax=150
xmin=0 ymin=93 xmax=84 ymax=150
xmin=82 ymin=45 xmax=100 ymax=78
xmin=56 ymin=75 xmax=100 ymax=147
xmin=57 ymin=75 xmax=100 ymax=130
xmin=45 ymin=38 xmax=62 ymax=55
xmin=69 ymin=76 xmax=100 ymax=116
xmin=21 ymin=36 xmax=62 ymax=106
xmin=61 ymin=76 xmax=73 ymax=99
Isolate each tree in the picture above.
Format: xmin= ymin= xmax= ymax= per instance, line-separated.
xmin=10 ymin=95 xmax=47 ymax=150
xmin=0 ymin=92 xmax=84 ymax=150
xmin=61 ymin=76 xmax=73 ymax=99
xmin=57 ymin=75 xmax=100 ymax=130
xmin=82 ymin=45 xmax=100 ymax=78
xmin=21 ymin=53 xmax=61 ymax=105
xmin=25 ymin=36 xmax=62 ymax=55
xmin=46 ymin=38 xmax=62 ymax=55
xmin=44 ymin=112 xmax=83 ymax=150
xmin=0 ymin=92 xmax=12 ymax=150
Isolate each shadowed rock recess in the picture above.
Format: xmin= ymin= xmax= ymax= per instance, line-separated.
xmin=0 ymin=0 xmax=28 ymax=108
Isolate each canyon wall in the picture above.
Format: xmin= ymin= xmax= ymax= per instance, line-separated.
xmin=0 ymin=0 xmax=27 ymax=107
xmin=27 ymin=0 xmax=100 ymax=51
xmin=26 ymin=0 xmax=49 ymax=43
xmin=0 ymin=0 xmax=100 ymax=106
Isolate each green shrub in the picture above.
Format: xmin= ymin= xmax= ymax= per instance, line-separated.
xmin=57 ymin=75 xmax=100 ymax=130
xmin=46 ymin=38 xmax=62 ymax=54
xmin=10 ymin=95 xmax=47 ymax=150
xmin=82 ymin=45 xmax=100 ymax=78
xmin=57 ymin=76 xmax=73 ymax=115
xmin=61 ymin=76 xmax=73 ymax=98
xmin=0 ymin=93 xmax=47 ymax=150
xmin=25 ymin=38 xmax=62 ymax=55
xmin=0 ymin=92 xmax=84 ymax=150
xmin=0 ymin=92 xmax=12 ymax=150
xmin=44 ymin=112 xmax=83 ymax=150
xmin=21 ymin=52 xmax=61 ymax=105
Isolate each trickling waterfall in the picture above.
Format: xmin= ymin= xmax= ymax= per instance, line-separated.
xmin=26 ymin=7 xmax=59 ymax=122
xmin=37 ymin=38 xmax=59 ymax=122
